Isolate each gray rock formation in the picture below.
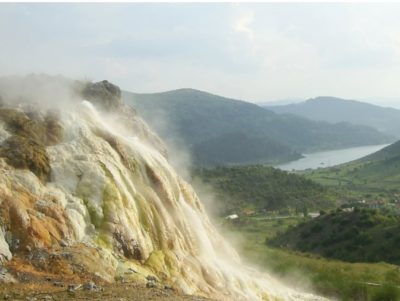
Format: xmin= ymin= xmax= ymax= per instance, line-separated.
xmin=81 ymin=80 xmax=122 ymax=111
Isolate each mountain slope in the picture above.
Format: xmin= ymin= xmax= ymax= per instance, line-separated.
xmin=267 ymin=96 xmax=400 ymax=137
xmin=268 ymin=209 xmax=400 ymax=265
xmin=305 ymin=140 xmax=400 ymax=192
xmin=123 ymin=89 xmax=392 ymax=166
xmin=360 ymin=140 xmax=400 ymax=162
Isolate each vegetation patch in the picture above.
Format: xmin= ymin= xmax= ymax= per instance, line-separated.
xmin=0 ymin=108 xmax=64 ymax=182
xmin=194 ymin=165 xmax=337 ymax=216
xmin=0 ymin=135 xmax=50 ymax=182
xmin=223 ymin=215 xmax=400 ymax=301
xmin=0 ymin=109 xmax=63 ymax=146
xmin=268 ymin=209 xmax=400 ymax=265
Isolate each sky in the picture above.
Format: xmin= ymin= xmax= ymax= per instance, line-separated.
xmin=1 ymin=3 xmax=400 ymax=104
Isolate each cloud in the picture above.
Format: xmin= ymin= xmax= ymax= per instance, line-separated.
xmin=234 ymin=11 xmax=255 ymax=41
xmin=1 ymin=3 xmax=400 ymax=102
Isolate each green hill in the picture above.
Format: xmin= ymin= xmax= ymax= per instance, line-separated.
xmin=268 ymin=209 xmax=400 ymax=265
xmin=268 ymin=96 xmax=400 ymax=137
xmin=193 ymin=165 xmax=336 ymax=216
xmin=305 ymin=140 xmax=400 ymax=193
xmin=360 ymin=140 xmax=400 ymax=162
xmin=123 ymin=89 xmax=392 ymax=166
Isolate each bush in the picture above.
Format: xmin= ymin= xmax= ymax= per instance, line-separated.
xmin=370 ymin=285 xmax=400 ymax=301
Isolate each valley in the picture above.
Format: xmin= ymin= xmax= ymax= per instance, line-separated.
xmin=191 ymin=139 xmax=400 ymax=300
xmin=3 ymin=3 xmax=400 ymax=301
xmin=123 ymin=89 xmax=392 ymax=167
xmin=1 ymin=76 xmax=400 ymax=301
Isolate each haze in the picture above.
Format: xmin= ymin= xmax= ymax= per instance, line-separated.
xmin=1 ymin=3 xmax=400 ymax=103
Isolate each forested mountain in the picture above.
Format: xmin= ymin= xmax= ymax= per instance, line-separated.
xmin=268 ymin=96 xmax=400 ymax=137
xmin=123 ymin=89 xmax=392 ymax=166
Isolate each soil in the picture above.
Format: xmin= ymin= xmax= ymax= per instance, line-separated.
xmin=0 ymin=282 xmax=218 ymax=301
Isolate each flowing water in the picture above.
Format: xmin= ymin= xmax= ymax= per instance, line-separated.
xmin=0 ymin=98 xmax=327 ymax=301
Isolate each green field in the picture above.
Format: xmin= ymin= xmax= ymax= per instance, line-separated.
xmin=222 ymin=216 xmax=400 ymax=301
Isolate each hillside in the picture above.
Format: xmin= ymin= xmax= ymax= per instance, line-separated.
xmin=360 ymin=140 xmax=400 ymax=162
xmin=0 ymin=77 xmax=321 ymax=301
xmin=305 ymin=140 xmax=400 ymax=192
xmin=268 ymin=96 xmax=400 ymax=137
xmin=268 ymin=209 xmax=400 ymax=265
xmin=122 ymin=89 xmax=392 ymax=167
xmin=193 ymin=165 xmax=337 ymax=216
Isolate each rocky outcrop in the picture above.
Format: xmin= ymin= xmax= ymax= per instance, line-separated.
xmin=81 ymin=80 xmax=122 ymax=111
xmin=0 ymin=76 xmax=324 ymax=301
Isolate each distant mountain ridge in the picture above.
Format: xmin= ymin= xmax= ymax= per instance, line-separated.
xmin=268 ymin=96 xmax=400 ymax=137
xmin=123 ymin=89 xmax=392 ymax=167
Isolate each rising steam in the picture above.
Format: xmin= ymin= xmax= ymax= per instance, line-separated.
xmin=0 ymin=75 xmax=326 ymax=301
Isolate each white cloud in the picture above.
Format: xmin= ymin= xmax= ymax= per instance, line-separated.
xmin=1 ymin=3 xmax=400 ymax=102
xmin=234 ymin=11 xmax=255 ymax=41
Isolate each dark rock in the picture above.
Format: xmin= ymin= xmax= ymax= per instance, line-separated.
xmin=52 ymin=281 xmax=64 ymax=287
xmin=113 ymin=232 xmax=142 ymax=260
xmin=67 ymin=284 xmax=77 ymax=293
xmin=146 ymin=275 xmax=158 ymax=289
xmin=61 ymin=252 xmax=73 ymax=260
xmin=146 ymin=275 xmax=158 ymax=282
xmin=164 ymin=285 xmax=174 ymax=290
xmin=82 ymin=281 xmax=97 ymax=291
xmin=125 ymin=267 xmax=137 ymax=274
xmin=81 ymin=80 xmax=122 ymax=111
xmin=146 ymin=280 xmax=157 ymax=288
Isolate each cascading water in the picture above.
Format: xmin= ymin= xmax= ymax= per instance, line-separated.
xmin=0 ymin=78 xmax=327 ymax=301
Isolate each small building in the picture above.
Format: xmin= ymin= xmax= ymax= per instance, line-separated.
xmin=225 ymin=214 xmax=239 ymax=220
xmin=342 ymin=207 xmax=354 ymax=212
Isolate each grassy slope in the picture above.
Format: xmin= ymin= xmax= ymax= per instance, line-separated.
xmin=268 ymin=209 xmax=400 ymax=265
xmin=222 ymin=216 xmax=400 ymax=301
xmin=303 ymin=140 xmax=400 ymax=194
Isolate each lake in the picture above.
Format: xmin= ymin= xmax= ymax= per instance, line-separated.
xmin=276 ymin=144 xmax=389 ymax=171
